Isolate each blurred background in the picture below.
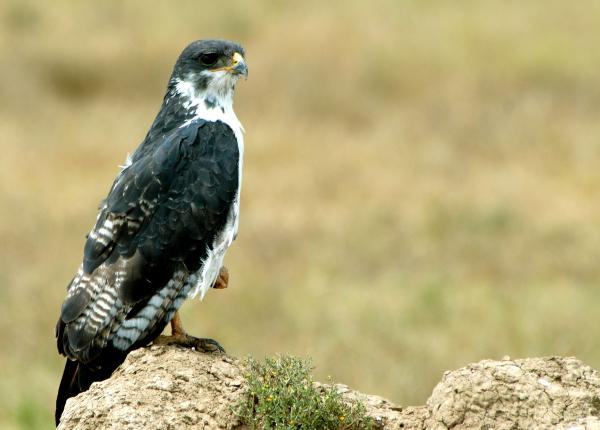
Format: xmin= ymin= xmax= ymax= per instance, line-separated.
xmin=1 ymin=0 xmax=600 ymax=427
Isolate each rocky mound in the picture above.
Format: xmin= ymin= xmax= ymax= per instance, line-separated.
xmin=57 ymin=346 xmax=600 ymax=429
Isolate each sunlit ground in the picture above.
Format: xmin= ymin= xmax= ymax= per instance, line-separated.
xmin=1 ymin=1 xmax=600 ymax=427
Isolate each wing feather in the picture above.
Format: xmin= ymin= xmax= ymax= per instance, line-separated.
xmin=58 ymin=119 xmax=240 ymax=362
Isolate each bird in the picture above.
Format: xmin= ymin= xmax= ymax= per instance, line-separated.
xmin=54 ymin=39 xmax=248 ymax=425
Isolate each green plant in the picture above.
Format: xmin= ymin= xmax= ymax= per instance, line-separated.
xmin=236 ymin=355 xmax=375 ymax=430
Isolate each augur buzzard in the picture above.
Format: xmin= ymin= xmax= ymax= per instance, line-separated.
xmin=55 ymin=39 xmax=248 ymax=425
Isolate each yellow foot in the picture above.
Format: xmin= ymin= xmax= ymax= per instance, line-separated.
xmin=159 ymin=310 xmax=225 ymax=353
xmin=212 ymin=266 xmax=229 ymax=290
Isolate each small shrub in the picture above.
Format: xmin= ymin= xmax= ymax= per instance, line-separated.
xmin=236 ymin=355 xmax=375 ymax=430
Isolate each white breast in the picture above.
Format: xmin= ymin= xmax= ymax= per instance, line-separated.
xmin=174 ymin=76 xmax=244 ymax=300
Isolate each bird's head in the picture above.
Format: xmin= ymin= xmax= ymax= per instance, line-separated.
xmin=170 ymin=39 xmax=247 ymax=106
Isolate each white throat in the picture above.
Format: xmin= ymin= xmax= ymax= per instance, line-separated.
xmin=173 ymin=72 xmax=244 ymax=141
xmin=173 ymin=71 xmax=245 ymax=302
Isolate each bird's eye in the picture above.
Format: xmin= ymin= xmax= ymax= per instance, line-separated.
xmin=199 ymin=53 xmax=219 ymax=67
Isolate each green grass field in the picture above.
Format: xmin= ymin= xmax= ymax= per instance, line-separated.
xmin=2 ymin=1 xmax=600 ymax=427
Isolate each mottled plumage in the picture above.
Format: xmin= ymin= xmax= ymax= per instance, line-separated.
xmin=55 ymin=39 xmax=247 ymax=425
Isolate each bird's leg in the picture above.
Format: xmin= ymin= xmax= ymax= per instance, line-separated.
xmin=154 ymin=310 xmax=225 ymax=353
xmin=154 ymin=267 xmax=230 ymax=352
xmin=212 ymin=266 xmax=229 ymax=289
xmin=170 ymin=311 xmax=187 ymax=336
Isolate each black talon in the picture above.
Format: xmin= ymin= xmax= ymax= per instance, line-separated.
xmin=154 ymin=334 xmax=225 ymax=354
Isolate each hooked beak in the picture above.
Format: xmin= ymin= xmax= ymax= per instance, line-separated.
xmin=230 ymin=52 xmax=248 ymax=79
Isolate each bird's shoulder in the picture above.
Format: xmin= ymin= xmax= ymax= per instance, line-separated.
xmin=82 ymin=119 xmax=240 ymax=276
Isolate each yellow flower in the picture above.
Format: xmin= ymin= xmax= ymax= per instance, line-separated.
xmin=339 ymin=415 xmax=345 ymax=422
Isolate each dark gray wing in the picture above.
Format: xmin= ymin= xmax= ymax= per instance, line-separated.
xmin=58 ymin=119 xmax=240 ymax=362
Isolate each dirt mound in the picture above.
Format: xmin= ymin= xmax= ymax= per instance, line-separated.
xmin=57 ymin=346 xmax=600 ymax=429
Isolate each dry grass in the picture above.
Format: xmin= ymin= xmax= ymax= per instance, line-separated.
xmin=2 ymin=1 xmax=600 ymax=427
